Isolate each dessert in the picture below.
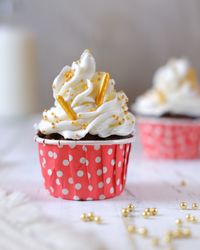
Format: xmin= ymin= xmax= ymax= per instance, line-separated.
xmin=35 ymin=50 xmax=135 ymax=200
xmin=133 ymin=58 xmax=200 ymax=159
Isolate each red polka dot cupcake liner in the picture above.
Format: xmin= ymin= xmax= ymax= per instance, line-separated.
xmin=35 ymin=136 xmax=133 ymax=201
xmin=138 ymin=117 xmax=200 ymax=159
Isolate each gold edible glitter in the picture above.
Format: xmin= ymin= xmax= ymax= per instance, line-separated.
xmin=64 ymin=70 xmax=74 ymax=82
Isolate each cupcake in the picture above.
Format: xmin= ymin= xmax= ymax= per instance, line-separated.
xmin=35 ymin=50 xmax=135 ymax=200
xmin=133 ymin=58 xmax=200 ymax=159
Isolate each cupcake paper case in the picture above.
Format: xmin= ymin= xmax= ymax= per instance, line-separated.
xmin=35 ymin=137 xmax=132 ymax=200
xmin=138 ymin=117 xmax=200 ymax=159
xmin=35 ymin=50 xmax=135 ymax=200
xmin=133 ymin=58 xmax=200 ymax=159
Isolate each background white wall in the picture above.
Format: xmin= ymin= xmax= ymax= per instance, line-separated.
xmin=1 ymin=0 xmax=200 ymax=111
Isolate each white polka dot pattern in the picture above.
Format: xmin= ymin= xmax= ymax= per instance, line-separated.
xmin=38 ymin=141 xmax=132 ymax=200
xmin=96 ymin=169 xmax=103 ymax=176
xmin=108 ymin=148 xmax=113 ymax=155
xmin=62 ymin=188 xmax=69 ymax=195
xmin=80 ymin=157 xmax=86 ymax=164
xmin=47 ymin=169 xmax=52 ymax=176
xmin=56 ymin=170 xmax=63 ymax=177
xmin=63 ymin=159 xmax=69 ymax=166
xmin=139 ymin=121 xmax=200 ymax=159
xmin=95 ymin=156 xmax=101 ymax=163
xmin=77 ymin=170 xmax=84 ymax=177
xmin=75 ymin=183 xmax=82 ymax=190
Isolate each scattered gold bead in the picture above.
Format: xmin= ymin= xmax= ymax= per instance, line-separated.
xmin=122 ymin=208 xmax=129 ymax=217
xmin=180 ymin=202 xmax=187 ymax=210
xmin=144 ymin=208 xmax=150 ymax=213
xmin=127 ymin=203 xmax=134 ymax=212
xmin=142 ymin=211 xmax=150 ymax=218
xmin=175 ymin=218 xmax=182 ymax=226
xmin=87 ymin=212 xmax=95 ymax=221
xmin=183 ymin=229 xmax=192 ymax=238
xmin=138 ymin=227 xmax=148 ymax=237
xmin=173 ymin=229 xmax=184 ymax=238
xmin=81 ymin=213 xmax=88 ymax=222
xmin=127 ymin=225 xmax=136 ymax=234
xmin=186 ymin=214 xmax=192 ymax=221
xmin=190 ymin=216 xmax=198 ymax=223
xmin=152 ymin=208 xmax=158 ymax=216
xmin=180 ymin=180 xmax=187 ymax=186
xmin=192 ymin=203 xmax=198 ymax=210
xmin=94 ymin=216 xmax=101 ymax=224
xmin=164 ymin=231 xmax=173 ymax=243
xmin=151 ymin=237 xmax=159 ymax=246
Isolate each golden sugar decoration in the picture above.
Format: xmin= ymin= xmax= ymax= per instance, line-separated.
xmin=63 ymin=70 xmax=74 ymax=82
xmin=121 ymin=208 xmax=129 ymax=217
xmin=192 ymin=202 xmax=198 ymax=210
xmin=57 ymin=95 xmax=77 ymax=120
xmin=180 ymin=180 xmax=187 ymax=186
xmin=155 ymin=89 xmax=166 ymax=104
xmin=127 ymin=225 xmax=136 ymax=234
xmin=175 ymin=218 xmax=182 ymax=226
xmin=151 ymin=237 xmax=160 ymax=246
xmin=87 ymin=212 xmax=95 ymax=221
xmin=184 ymin=68 xmax=197 ymax=89
xmin=138 ymin=227 xmax=148 ymax=237
xmin=94 ymin=216 xmax=102 ymax=224
xmin=81 ymin=213 xmax=88 ymax=222
xmin=81 ymin=123 xmax=88 ymax=130
xmin=96 ymin=73 xmax=110 ymax=106
xmin=180 ymin=202 xmax=187 ymax=210
xmin=127 ymin=204 xmax=134 ymax=212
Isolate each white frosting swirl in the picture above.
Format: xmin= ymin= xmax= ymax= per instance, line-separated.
xmin=133 ymin=58 xmax=200 ymax=117
xmin=38 ymin=50 xmax=135 ymax=139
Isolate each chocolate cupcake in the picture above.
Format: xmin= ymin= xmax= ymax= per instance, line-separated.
xmin=35 ymin=50 xmax=135 ymax=200
xmin=133 ymin=58 xmax=200 ymax=159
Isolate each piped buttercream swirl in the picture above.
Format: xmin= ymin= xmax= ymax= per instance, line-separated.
xmin=38 ymin=50 xmax=135 ymax=139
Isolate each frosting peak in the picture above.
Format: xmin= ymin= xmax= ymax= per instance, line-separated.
xmin=38 ymin=50 xmax=135 ymax=139
xmin=133 ymin=58 xmax=200 ymax=117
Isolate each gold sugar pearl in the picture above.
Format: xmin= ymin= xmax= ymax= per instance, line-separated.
xmin=186 ymin=214 xmax=198 ymax=223
xmin=190 ymin=216 xmax=198 ymax=223
xmin=143 ymin=208 xmax=157 ymax=216
xmin=127 ymin=225 xmax=136 ymax=234
xmin=192 ymin=202 xmax=198 ymax=210
xmin=94 ymin=216 xmax=102 ymax=224
xmin=180 ymin=202 xmax=187 ymax=210
xmin=175 ymin=218 xmax=182 ymax=226
xmin=151 ymin=208 xmax=158 ymax=216
xmin=142 ymin=211 xmax=150 ymax=218
xmin=81 ymin=213 xmax=88 ymax=222
xmin=164 ymin=231 xmax=173 ymax=243
xmin=121 ymin=208 xmax=129 ymax=217
xmin=151 ymin=237 xmax=160 ymax=246
xmin=87 ymin=212 xmax=95 ymax=221
xmin=186 ymin=214 xmax=192 ymax=220
xmin=183 ymin=229 xmax=192 ymax=238
xmin=127 ymin=203 xmax=134 ymax=212
xmin=180 ymin=180 xmax=187 ymax=186
xmin=138 ymin=227 xmax=148 ymax=237
xmin=173 ymin=229 xmax=184 ymax=239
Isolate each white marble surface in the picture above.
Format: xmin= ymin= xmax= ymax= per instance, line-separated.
xmin=0 ymin=116 xmax=200 ymax=250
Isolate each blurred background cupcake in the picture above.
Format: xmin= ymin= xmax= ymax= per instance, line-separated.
xmin=132 ymin=58 xmax=200 ymax=159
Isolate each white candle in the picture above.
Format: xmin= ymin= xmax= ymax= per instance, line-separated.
xmin=0 ymin=26 xmax=38 ymax=118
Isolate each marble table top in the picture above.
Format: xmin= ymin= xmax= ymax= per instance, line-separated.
xmin=0 ymin=115 xmax=200 ymax=250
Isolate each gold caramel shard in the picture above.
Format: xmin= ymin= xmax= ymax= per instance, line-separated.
xmin=96 ymin=73 xmax=110 ymax=106
xmin=57 ymin=95 xmax=77 ymax=120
